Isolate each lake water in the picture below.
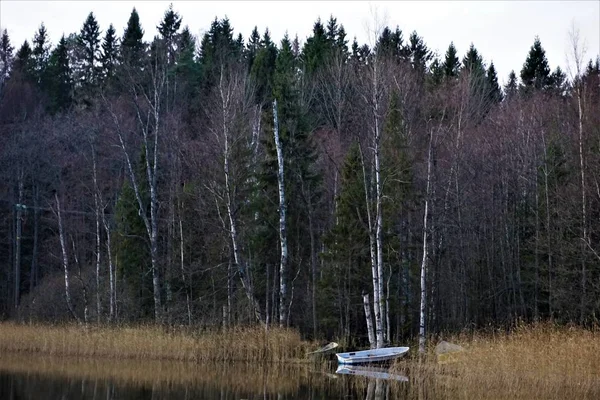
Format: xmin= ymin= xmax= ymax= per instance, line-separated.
xmin=2 ymin=354 xmax=597 ymax=399
xmin=0 ymin=356 xmax=414 ymax=400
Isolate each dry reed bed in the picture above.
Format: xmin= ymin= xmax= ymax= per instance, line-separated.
xmin=391 ymin=323 xmax=600 ymax=399
xmin=0 ymin=322 xmax=311 ymax=362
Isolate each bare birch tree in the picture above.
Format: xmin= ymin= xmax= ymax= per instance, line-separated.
xmin=272 ymin=99 xmax=289 ymax=327
xmin=566 ymin=22 xmax=590 ymax=322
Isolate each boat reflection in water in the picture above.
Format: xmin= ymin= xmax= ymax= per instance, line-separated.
xmin=335 ymin=365 xmax=408 ymax=382
xmin=335 ymin=365 xmax=409 ymax=400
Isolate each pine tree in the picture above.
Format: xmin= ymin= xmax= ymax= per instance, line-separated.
xmin=14 ymin=41 xmax=34 ymax=80
xmin=250 ymin=28 xmax=277 ymax=103
xmin=0 ymin=29 xmax=14 ymax=84
xmin=504 ymin=70 xmax=518 ymax=99
xmin=408 ymin=31 xmax=432 ymax=74
xmin=157 ymin=3 xmax=182 ymax=64
xmin=321 ymin=143 xmax=371 ymax=338
xmin=520 ymin=36 xmax=551 ymax=90
xmin=486 ymin=62 xmax=503 ymax=103
xmin=76 ymin=12 xmax=102 ymax=88
xmin=121 ymin=8 xmax=145 ymax=68
xmin=32 ymin=23 xmax=51 ymax=85
xmin=428 ymin=58 xmax=444 ymax=87
xmin=443 ymin=42 xmax=460 ymax=78
xmin=45 ymin=35 xmax=72 ymax=113
xmin=101 ymin=23 xmax=119 ymax=81
xmin=302 ymin=18 xmax=329 ymax=75
xmin=462 ymin=43 xmax=486 ymax=78
xmin=246 ymin=26 xmax=261 ymax=70
xmin=550 ymin=66 xmax=567 ymax=95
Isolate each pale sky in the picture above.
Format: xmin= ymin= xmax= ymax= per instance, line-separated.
xmin=1 ymin=1 xmax=599 ymax=84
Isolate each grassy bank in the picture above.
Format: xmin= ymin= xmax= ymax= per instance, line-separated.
xmin=0 ymin=322 xmax=312 ymax=363
xmin=393 ymin=323 xmax=600 ymax=399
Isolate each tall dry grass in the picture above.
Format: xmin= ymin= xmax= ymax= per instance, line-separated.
xmin=0 ymin=322 xmax=312 ymax=362
xmin=392 ymin=322 xmax=600 ymax=399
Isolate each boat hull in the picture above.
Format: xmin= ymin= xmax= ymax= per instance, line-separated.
xmin=335 ymin=346 xmax=409 ymax=365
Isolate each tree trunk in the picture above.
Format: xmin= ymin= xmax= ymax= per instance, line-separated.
xmin=372 ymin=62 xmax=385 ymax=349
xmin=14 ymin=175 xmax=23 ymax=309
xmin=178 ymin=206 xmax=192 ymax=326
xmin=55 ymin=193 xmax=78 ymax=323
xmin=273 ymin=99 xmax=289 ymax=328
xmin=101 ymin=207 xmax=115 ymax=322
xmin=363 ymin=293 xmax=375 ymax=349
xmin=359 ymin=144 xmax=382 ymax=348
xmin=29 ymin=185 xmax=39 ymax=295
xmin=92 ymin=150 xmax=102 ymax=323
xmin=419 ymin=129 xmax=433 ymax=354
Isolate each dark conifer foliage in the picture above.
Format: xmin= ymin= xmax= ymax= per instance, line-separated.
xmin=77 ymin=12 xmax=102 ymax=88
xmin=121 ymin=8 xmax=145 ymax=67
xmin=520 ymin=36 xmax=551 ymax=90
xmin=0 ymin=9 xmax=599 ymax=340
xmin=443 ymin=42 xmax=460 ymax=78
xmin=13 ymin=41 xmax=34 ymax=79
xmin=45 ymin=35 xmax=72 ymax=113
xmin=486 ymin=62 xmax=503 ymax=103
xmin=101 ymin=24 xmax=119 ymax=81
xmin=32 ymin=23 xmax=51 ymax=84
xmin=0 ymin=29 xmax=14 ymax=85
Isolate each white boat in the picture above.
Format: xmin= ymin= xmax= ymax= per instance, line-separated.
xmin=335 ymin=346 xmax=409 ymax=365
xmin=335 ymin=365 xmax=409 ymax=382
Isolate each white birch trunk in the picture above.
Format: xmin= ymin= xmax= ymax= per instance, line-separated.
xmin=359 ymin=144 xmax=381 ymax=347
xmin=218 ymin=68 xmax=263 ymax=324
xmin=419 ymin=129 xmax=434 ymax=354
xmin=273 ymin=99 xmax=289 ymax=327
xmin=178 ymin=206 xmax=192 ymax=326
xmin=373 ymin=60 xmax=385 ymax=348
xmin=103 ymin=73 xmax=164 ymax=322
xmin=72 ymin=238 xmax=89 ymax=325
xmin=55 ymin=193 xmax=78 ymax=322
xmin=363 ymin=293 xmax=376 ymax=348
xmin=14 ymin=173 xmax=23 ymax=309
xmin=92 ymin=150 xmax=102 ymax=323
xmin=101 ymin=207 xmax=115 ymax=322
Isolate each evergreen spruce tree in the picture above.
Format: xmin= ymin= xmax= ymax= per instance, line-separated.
xmin=486 ymin=62 xmax=503 ymax=103
xmin=246 ymin=26 xmax=261 ymax=71
xmin=32 ymin=23 xmax=51 ymax=85
xmin=157 ymin=3 xmax=182 ymax=64
xmin=375 ymin=26 xmax=409 ymax=61
xmin=520 ymin=36 xmax=551 ymax=90
xmin=14 ymin=41 xmax=34 ymax=80
xmin=504 ymin=70 xmax=518 ymax=99
xmin=428 ymin=58 xmax=444 ymax=87
xmin=250 ymin=29 xmax=277 ymax=103
xmin=114 ymin=151 xmax=152 ymax=319
xmin=443 ymin=42 xmax=460 ymax=78
xmin=462 ymin=43 xmax=486 ymax=78
xmin=407 ymin=31 xmax=432 ymax=74
xmin=76 ymin=12 xmax=102 ymax=88
xmin=302 ymin=18 xmax=329 ymax=75
xmin=550 ymin=66 xmax=567 ymax=95
xmin=121 ymin=8 xmax=145 ymax=68
xmin=101 ymin=23 xmax=119 ymax=82
xmin=0 ymin=29 xmax=14 ymax=84
xmin=45 ymin=35 xmax=72 ymax=113
xmin=321 ymin=143 xmax=371 ymax=338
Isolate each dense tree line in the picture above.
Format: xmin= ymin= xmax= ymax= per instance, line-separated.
xmin=1 ymin=6 xmax=599 ymax=347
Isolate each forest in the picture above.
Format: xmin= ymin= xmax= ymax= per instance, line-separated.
xmin=0 ymin=5 xmax=599 ymax=348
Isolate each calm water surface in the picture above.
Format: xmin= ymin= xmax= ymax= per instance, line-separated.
xmin=0 ymin=356 xmax=412 ymax=400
